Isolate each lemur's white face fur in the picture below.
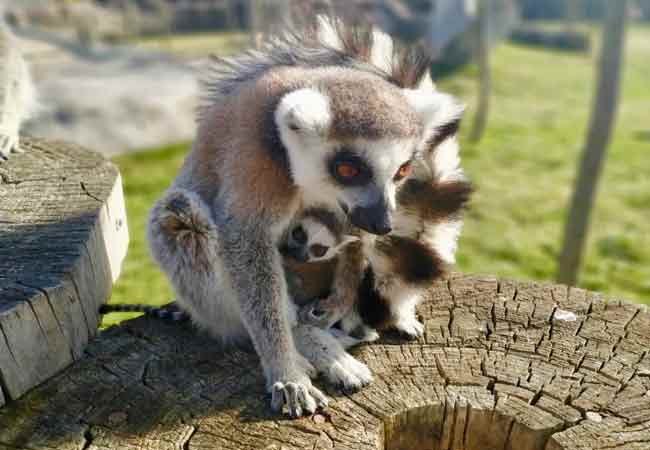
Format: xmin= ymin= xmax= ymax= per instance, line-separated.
xmin=284 ymin=216 xmax=358 ymax=263
xmin=275 ymin=87 xmax=462 ymax=236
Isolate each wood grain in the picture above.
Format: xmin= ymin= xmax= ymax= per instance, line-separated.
xmin=0 ymin=137 xmax=128 ymax=405
xmin=1 ymin=274 xmax=649 ymax=449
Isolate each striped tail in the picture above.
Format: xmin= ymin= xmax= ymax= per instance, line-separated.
xmin=99 ymin=302 xmax=189 ymax=322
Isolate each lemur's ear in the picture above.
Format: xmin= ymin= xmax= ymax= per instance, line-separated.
xmin=276 ymin=88 xmax=331 ymax=136
xmin=402 ymin=89 xmax=465 ymax=141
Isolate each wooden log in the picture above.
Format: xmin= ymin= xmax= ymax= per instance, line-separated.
xmin=1 ymin=274 xmax=649 ymax=449
xmin=0 ymin=137 xmax=128 ymax=406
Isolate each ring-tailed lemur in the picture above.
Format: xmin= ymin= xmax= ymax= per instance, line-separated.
xmin=147 ymin=16 xmax=464 ymax=417
xmin=0 ymin=17 xmax=36 ymax=160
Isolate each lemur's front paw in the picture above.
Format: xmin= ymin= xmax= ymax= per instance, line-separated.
xmin=270 ymin=376 xmax=329 ymax=418
xmin=295 ymin=352 xmax=318 ymax=379
xmin=0 ymin=132 xmax=20 ymax=161
xmin=393 ymin=315 xmax=424 ymax=340
xmin=323 ymin=353 xmax=373 ymax=393
xmin=328 ymin=328 xmax=364 ymax=349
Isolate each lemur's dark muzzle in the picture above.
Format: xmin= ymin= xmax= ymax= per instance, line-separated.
xmin=350 ymin=201 xmax=392 ymax=235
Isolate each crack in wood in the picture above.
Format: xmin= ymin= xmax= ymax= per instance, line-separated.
xmin=3 ymin=274 xmax=650 ymax=448
xmin=180 ymin=425 xmax=196 ymax=450
xmin=79 ymin=182 xmax=102 ymax=203
xmin=65 ymin=274 xmax=95 ymax=341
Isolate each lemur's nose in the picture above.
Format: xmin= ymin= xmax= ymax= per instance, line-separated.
xmin=350 ymin=202 xmax=392 ymax=236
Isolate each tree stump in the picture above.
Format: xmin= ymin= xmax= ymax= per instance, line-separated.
xmin=0 ymin=137 xmax=128 ymax=407
xmin=1 ymin=275 xmax=649 ymax=449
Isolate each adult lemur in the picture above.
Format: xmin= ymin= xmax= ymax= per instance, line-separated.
xmin=147 ymin=17 xmax=464 ymax=417
xmin=0 ymin=14 xmax=35 ymax=160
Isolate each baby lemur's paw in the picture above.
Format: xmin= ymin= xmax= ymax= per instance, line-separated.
xmin=393 ymin=315 xmax=424 ymax=340
xmin=324 ymin=353 xmax=373 ymax=393
xmin=270 ymin=375 xmax=329 ymax=418
xmin=0 ymin=132 xmax=20 ymax=161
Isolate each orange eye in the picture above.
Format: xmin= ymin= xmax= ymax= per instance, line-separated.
xmin=336 ymin=163 xmax=360 ymax=179
xmin=394 ymin=162 xmax=412 ymax=181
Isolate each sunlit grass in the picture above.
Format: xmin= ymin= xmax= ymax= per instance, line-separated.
xmin=105 ymin=25 xmax=650 ymax=326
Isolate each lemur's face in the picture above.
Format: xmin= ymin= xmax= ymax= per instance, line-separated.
xmin=276 ymin=86 xmax=461 ymax=235
xmin=325 ymin=138 xmax=416 ymax=235
xmin=282 ymin=217 xmax=358 ymax=263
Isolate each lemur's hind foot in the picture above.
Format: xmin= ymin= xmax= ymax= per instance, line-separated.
xmin=160 ymin=190 xmax=215 ymax=238
xmin=149 ymin=189 xmax=220 ymax=270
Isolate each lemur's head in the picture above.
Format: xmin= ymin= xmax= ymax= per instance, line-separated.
xmin=281 ymin=207 xmax=358 ymax=263
xmin=275 ymin=70 xmax=463 ymax=236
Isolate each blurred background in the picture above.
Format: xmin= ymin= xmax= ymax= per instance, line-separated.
xmin=5 ymin=0 xmax=648 ymax=324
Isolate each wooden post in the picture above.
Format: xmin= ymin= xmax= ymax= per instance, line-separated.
xmin=469 ymin=0 xmax=491 ymax=143
xmin=557 ymin=1 xmax=628 ymax=286
xmin=2 ymin=274 xmax=650 ymax=448
xmin=0 ymin=137 xmax=128 ymax=406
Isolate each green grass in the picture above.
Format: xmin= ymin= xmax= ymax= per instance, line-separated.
xmin=106 ymin=26 xmax=650 ymax=326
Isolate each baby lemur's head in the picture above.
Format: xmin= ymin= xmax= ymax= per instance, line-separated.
xmin=282 ymin=207 xmax=358 ymax=263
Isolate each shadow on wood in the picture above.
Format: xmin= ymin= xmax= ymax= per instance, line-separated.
xmin=1 ymin=274 xmax=649 ymax=449
xmin=0 ymin=137 xmax=128 ymax=405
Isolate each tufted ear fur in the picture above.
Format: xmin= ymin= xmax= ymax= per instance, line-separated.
xmin=402 ymin=89 xmax=464 ymax=139
xmin=275 ymin=88 xmax=332 ymax=137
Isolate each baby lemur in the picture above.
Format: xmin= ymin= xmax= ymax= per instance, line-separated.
xmin=0 ymin=17 xmax=36 ymax=160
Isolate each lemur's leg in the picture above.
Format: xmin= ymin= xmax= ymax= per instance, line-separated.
xmin=0 ymin=26 xmax=35 ymax=160
xmin=217 ymin=216 xmax=329 ymax=417
xmin=299 ymin=242 xmax=365 ymax=329
xmin=149 ymin=188 xmax=328 ymax=417
xmin=293 ymin=324 xmax=372 ymax=393
xmin=148 ymin=189 xmax=249 ymax=341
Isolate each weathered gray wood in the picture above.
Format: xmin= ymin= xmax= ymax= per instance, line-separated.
xmin=0 ymin=137 xmax=128 ymax=405
xmin=1 ymin=274 xmax=649 ymax=449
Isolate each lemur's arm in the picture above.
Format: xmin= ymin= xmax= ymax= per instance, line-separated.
xmin=218 ymin=215 xmax=328 ymax=416
xmin=0 ymin=24 xmax=35 ymax=160
xmin=299 ymin=240 xmax=365 ymax=329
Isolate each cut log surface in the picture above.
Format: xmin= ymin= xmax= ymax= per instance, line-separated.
xmin=2 ymin=275 xmax=650 ymax=449
xmin=0 ymin=137 xmax=128 ymax=406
